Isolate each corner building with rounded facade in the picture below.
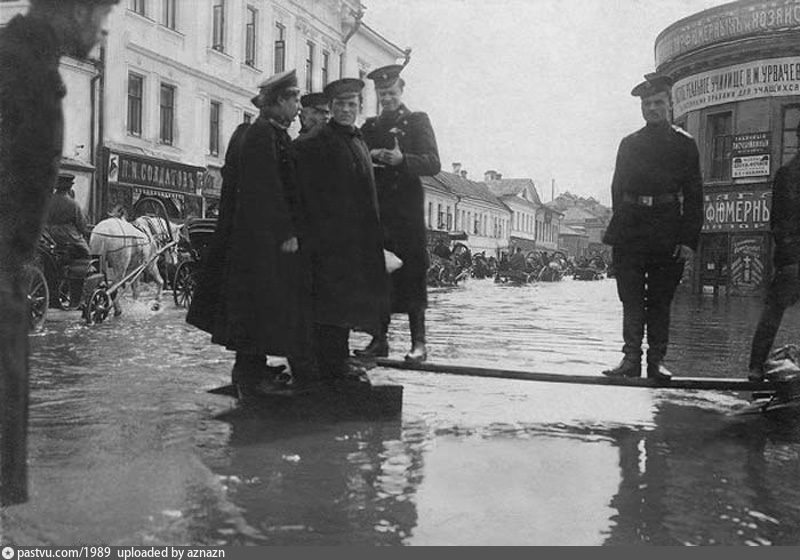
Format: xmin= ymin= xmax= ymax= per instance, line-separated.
xmin=657 ymin=0 xmax=800 ymax=295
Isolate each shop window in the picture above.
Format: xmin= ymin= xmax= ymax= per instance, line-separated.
xmin=274 ymin=22 xmax=286 ymax=74
xmin=708 ymin=112 xmax=733 ymax=181
xmin=437 ymin=203 xmax=444 ymax=230
xmin=781 ymin=106 xmax=800 ymax=165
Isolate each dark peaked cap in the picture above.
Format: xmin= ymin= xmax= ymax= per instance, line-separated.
xmin=366 ymin=64 xmax=404 ymax=88
xmin=301 ymin=92 xmax=329 ymax=108
xmin=631 ymin=72 xmax=673 ymax=98
xmin=251 ymin=69 xmax=299 ymax=107
xmin=324 ymin=78 xmax=364 ymax=100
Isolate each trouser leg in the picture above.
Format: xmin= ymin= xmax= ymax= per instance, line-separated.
xmin=748 ymin=267 xmax=800 ymax=371
xmin=614 ymin=251 xmax=646 ymax=361
xmin=644 ymin=256 xmax=684 ymax=365
xmin=408 ymin=308 xmax=426 ymax=344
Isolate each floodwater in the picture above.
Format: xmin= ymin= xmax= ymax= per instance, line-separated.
xmin=3 ymin=277 xmax=800 ymax=545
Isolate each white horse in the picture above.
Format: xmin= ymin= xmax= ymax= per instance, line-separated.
xmin=89 ymin=215 xmax=179 ymax=316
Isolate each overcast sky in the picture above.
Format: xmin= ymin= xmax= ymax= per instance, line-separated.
xmin=363 ymin=0 xmax=728 ymax=204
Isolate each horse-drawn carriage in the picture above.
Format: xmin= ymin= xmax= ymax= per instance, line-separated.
xmin=172 ymin=217 xmax=217 ymax=308
xmin=572 ymin=253 xmax=607 ymax=281
xmin=427 ymin=240 xmax=472 ymax=287
xmin=79 ymin=197 xmax=178 ymax=324
xmin=494 ymin=250 xmax=571 ymax=285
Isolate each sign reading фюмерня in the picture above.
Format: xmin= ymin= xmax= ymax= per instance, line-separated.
xmin=672 ymin=57 xmax=800 ymax=117
xmin=656 ymin=0 xmax=800 ymax=67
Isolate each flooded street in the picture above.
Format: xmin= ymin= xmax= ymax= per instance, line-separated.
xmin=3 ymin=277 xmax=800 ymax=545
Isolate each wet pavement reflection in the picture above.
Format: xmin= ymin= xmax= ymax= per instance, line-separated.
xmin=3 ymin=278 xmax=800 ymax=545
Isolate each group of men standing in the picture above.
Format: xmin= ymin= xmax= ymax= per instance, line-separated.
xmin=186 ymin=65 xmax=440 ymax=397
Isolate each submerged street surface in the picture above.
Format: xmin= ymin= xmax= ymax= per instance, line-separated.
xmin=3 ymin=278 xmax=800 ymax=545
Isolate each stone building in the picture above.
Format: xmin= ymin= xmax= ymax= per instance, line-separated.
xmin=655 ymin=0 xmax=800 ymax=295
xmin=0 ymin=0 xmax=405 ymax=221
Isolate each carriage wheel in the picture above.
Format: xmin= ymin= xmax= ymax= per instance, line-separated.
xmin=27 ymin=266 xmax=49 ymax=331
xmin=83 ymin=289 xmax=111 ymax=325
xmin=438 ymin=266 xmax=455 ymax=286
xmin=173 ymin=262 xmax=196 ymax=308
xmin=56 ymin=278 xmax=71 ymax=310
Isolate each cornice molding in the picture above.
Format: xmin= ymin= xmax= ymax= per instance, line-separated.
xmin=127 ymin=42 xmax=256 ymax=99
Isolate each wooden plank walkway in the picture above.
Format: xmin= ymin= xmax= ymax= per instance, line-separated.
xmin=374 ymin=358 xmax=783 ymax=392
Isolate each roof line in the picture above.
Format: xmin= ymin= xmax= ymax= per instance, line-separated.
xmin=359 ymin=20 xmax=406 ymax=56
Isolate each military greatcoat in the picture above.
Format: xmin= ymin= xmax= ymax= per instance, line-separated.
xmin=361 ymin=104 xmax=441 ymax=313
xmin=188 ymin=117 xmax=310 ymax=356
xmin=295 ymin=120 xmax=389 ymax=335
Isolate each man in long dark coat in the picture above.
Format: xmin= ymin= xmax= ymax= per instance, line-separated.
xmin=357 ymin=64 xmax=441 ymax=363
xmin=601 ymin=73 xmax=703 ymax=382
xmin=295 ymin=78 xmax=389 ymax=382
xmin=44 ymin=173 xmax=91 ymax=306
xmin=0 ymin=0 xmax=118 ymax=506
xmin=186 ymin=69 xmax=318 ymax=396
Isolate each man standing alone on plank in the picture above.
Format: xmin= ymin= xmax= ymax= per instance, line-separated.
xmin=357 ymin=64 xmax=441 ymax=363
xmin=295 ymin=78 xmax=389 ymax=385
xmin=0 ymin=0 xmax=118 ymax=506
xmin=601 ymin=73 xmax=703 ymax=383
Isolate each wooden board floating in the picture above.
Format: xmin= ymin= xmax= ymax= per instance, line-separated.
xmin=209 ymin=383 xmax=403 ymax=419
xmin=374 ymin=358 xmax=787 ymax=392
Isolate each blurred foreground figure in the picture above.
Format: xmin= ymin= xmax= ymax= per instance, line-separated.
xmin=748 ymin=122 xmax=800 ymax=382
xmin=0 ymin=0 xmax=118 ymax=506
xmin=601 ymin=73 xmax=703 ymax=383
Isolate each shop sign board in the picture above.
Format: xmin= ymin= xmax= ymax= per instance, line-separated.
xmin=732 ymin=154 xmax=771 ymax=178
xmin=656 ymin=0 xmax=800 ymax=66
xmin=703 ymin=188 xmax=772 ymax=232
xmin=673 ymin=56 xmax=800 ymax=117
xmin=107 ymin=151 xmax=204 ymax=195
xmin=732 ymin=132 xmax=771 ymax=156
xmin=730 ymin=235 xmax=766 ymax=294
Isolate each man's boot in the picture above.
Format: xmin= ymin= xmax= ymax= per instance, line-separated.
xmin=353 ymin=320 xmax=389 ymax=358
xmin=405 ymin=309 xmax=427 ymax=363
xmin=646 ymin=360 xmax=672 ymax=382
xmin=602 ymin=356 xmax=641 ymax=378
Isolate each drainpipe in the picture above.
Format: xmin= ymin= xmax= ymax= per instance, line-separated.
xmin=89 ymin=46 xmax=103 ymax=224
xmin=340 ymin=8 xmax=363 ymax=76
xmin=93 ymin=44 xmax=107 ymax=223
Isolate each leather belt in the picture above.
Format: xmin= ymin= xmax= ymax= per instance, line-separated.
xmin=623 ymin=193 xmax=679 ymax=207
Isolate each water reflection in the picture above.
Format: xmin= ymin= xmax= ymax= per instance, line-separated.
xmin=203 ymin=410 xmax=420 ymax=545
xmin=4 ymin=280 xmax=800 ymax=545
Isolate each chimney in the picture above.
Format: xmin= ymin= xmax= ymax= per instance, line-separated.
xmin=452 ymin=162 xmax=462 ymax=175
xmin=484 ymin=170 xmax=499 ymax=182
xmin=460 ymin=170 xmax=468 ymax=179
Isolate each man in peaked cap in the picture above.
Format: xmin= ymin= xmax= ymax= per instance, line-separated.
xmin=601 ymin=72 xmax=703 ymax=383
xmin=357 ymin=63 xmax=441 ymax=364
xmin=1 ymin=0 xmax=119 ymax=506
xmin=188 ymin=69 xmax=322 ymax=397
xmin=294 ymin=78 xmax=389 ymax=386
xmin=297 ymin=92 xmax=330 ymax=139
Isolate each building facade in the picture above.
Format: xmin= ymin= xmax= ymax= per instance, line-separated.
xmin=484 ymin=174 xmax=542 ymax=254
xmin=656 ymin=0 xmax=800 ymax=295
xmin=1 ymin=0 xmax=404 ymax=221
